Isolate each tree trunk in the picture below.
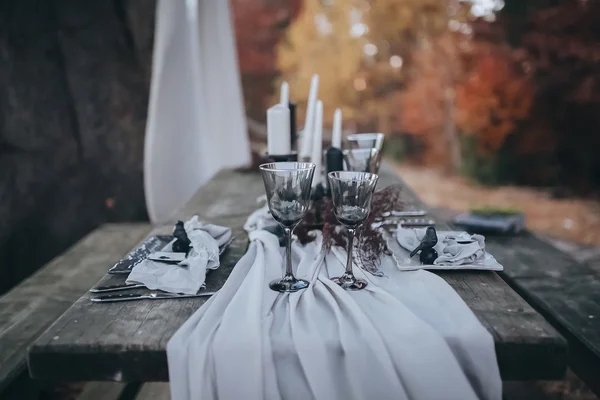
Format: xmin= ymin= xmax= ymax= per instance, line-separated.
xmin=0 ymin=0 xmax=154 ymax=294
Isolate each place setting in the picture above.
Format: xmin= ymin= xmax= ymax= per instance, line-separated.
xmin=89 ymin=216 xmax=235 ymax=302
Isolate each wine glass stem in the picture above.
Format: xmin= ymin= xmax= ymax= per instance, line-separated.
xmin=284 ymin=227 xmax=294 ymax=278
xmin=345 ymin=228 xmax=356 ymax=275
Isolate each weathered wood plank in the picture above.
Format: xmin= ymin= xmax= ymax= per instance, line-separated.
xmin=28 ymin=166 xmax=566 ymax=382
xmin=77 ymin=382 xmax=128 ymax=400
xmin=484 ymin=233 xmax=600 ymax=393
xmin=172 ymin=168 xmax=267 ymax=221
xmin=29 ymin=215 xmax=249 ymax=382
xmin=0 ymin=223 xmax=150 ymax=393
xmin=135 ymin=382 xmax=170 ymax=400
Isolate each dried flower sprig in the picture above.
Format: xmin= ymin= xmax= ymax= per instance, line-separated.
xmin=296 ymin=185 xmax=404 ymax=275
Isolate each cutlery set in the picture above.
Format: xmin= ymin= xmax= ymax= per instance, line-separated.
xmin=91 ymin=291 xmax=216 ymax=302
xmin=90 ymin=279 xmax=217 ymax=302
xmin=372 ymin=209 xmax=435 ymax=229
xmin=90 ymin=234 xmax=233 ymax=303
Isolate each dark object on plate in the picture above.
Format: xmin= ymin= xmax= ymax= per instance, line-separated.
xmin=172 ymin=220 xmax=191 ymax=253
xmin=409 ymin=226 xmax=438 ymax=258
xmin=419 ymin=248 xmax=438 ymax=265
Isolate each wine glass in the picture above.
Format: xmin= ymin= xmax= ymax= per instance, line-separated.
xmin=327 ymin=171 xmax=379 ymax=290
xmin=345 ymin=133 xmax=385 ymax=152
xmin=343 ymin=148 xmax=381 ymax=173
xmin=259 ymin=162 xmax=315 ymax=292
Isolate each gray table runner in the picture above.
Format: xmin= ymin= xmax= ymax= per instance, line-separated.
xmin=167 ymin=220 xmax=501 ymax=399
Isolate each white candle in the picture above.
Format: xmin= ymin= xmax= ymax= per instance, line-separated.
xmin=280 ymin=81 xmax=289 ymax=106
xmin=332 ymin=108 xmax=342 ymax=149
xmin=311 ymin=100 xmax=323 ymax=186
xmin=267 ymin=104 xmax=291 ymax=155
xmin=300 ymin=74 xmax=319 ymax=159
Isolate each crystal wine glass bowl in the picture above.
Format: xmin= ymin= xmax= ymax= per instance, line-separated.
xmin=327 ymin=171 xmax=379 ymax=290
xmin=345 ymin=133 xmax=384 ymax=152
xmin=259 ymin=162 xmax=315 ymax=292
xmin=343 ymin=148 xmax=381 ymax=173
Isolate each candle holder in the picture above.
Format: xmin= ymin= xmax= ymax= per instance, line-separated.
xmin=310 ymin=183 xmax=327 ymax=225
xmin=264 ymin=152 xmax=298 ymax=163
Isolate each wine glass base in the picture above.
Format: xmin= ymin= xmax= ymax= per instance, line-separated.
xmin=269 ymin=278 xmax=310 ymax=293
xmin=331 ymin=276 xmax=368 ymax=290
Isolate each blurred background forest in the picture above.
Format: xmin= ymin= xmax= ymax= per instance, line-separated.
xmin=232 ymin=0 xmax=600 ymax=247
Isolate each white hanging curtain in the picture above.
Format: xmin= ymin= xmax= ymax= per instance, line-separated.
xmin=144 ymin=0 xmax=251 ymax=224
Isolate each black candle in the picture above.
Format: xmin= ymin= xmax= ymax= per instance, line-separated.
xmin=289 ymin=101 xmax=297 ymax=152
xmin=264 ymin=152 xmax=298 ymax=163
xmin=326 ymin=147 xmax=344 ymax=174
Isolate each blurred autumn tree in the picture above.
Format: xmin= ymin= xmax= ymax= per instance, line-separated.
xmin=456 ymin=0 xmax=600 ymax=188
xmin=455 ymin=45 xmax=532 ymax=155
xmin=231 ymin=0 xmax=302 ymax=122
xmin=278 ymin=0 xmax=364 ymax=128
xmin=277 ymin=0 xmax=450 ymax=137
xmin=396 ymin=31 xmax=464 ymax=171
xmin=518 ymin=0 xmax=600 ymax=189
xmin=271 ymin=0 xmax=600 ymax=190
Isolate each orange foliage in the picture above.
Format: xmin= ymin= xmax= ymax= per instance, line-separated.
xmin=396 ymin=33 xmax=462 ymax=167
xmin=232 ymin=0 xmax=302 ymax=76
xmin=231 ymin=0 xmax=302 ymax=121
xmin=397 ymin=30 xmax=534 ymax=168
xmin=455 ymin=44 xmax=533 ymax=155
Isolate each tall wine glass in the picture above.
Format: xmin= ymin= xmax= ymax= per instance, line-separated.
xmin=259 ymin=162 xmax=315 ymax=292
xmin=328 ymin=171 xmax=379 ymax=290
xmin=343 ymin=148 xmax=381 ymax=173
xmin=345 ymin=133 xmax=385 ymax=152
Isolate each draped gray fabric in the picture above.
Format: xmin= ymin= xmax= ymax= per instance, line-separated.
xmin=167 ymin=228 xmax=501 ymax=400
xmin=144 ymin=0 xmax=251 ymax=223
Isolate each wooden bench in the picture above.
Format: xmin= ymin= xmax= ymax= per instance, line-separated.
xmin=78 ymin=382 xmax=171 ymax=400
xmin=0 ymin=223 xmax=151 ymax=399
xmin=483 ymin=233 xmax=600 ymax=396
xmin=75 ymin=382 xmax=170 ymax=400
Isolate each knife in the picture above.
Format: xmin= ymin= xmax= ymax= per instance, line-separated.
xmin=90 ymin=283 xmax=146 ymax=293
xmin=399 ymin=218 xmax=436 ymax=227
xmin=380 ymin=210 xmax=427 ymax=218
xmin=372 ymin=218 xmax=436 ymax=229
xmin=91 ymin=291 xmax=217 ymax=303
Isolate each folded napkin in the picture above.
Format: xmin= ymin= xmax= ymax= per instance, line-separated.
xmin=167 ymin=212 xmax=501 ymax=400
xmin=395 ymin=228 xmax=503 ymax=271
xmin=127 ymin=216 xmax=232 ymax=294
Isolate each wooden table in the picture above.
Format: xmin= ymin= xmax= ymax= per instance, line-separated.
xmin=28 ymin=166 xmax=567 ymax=382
